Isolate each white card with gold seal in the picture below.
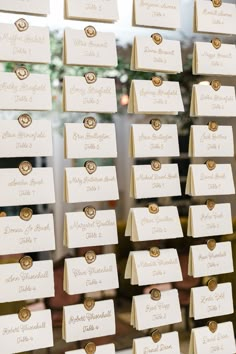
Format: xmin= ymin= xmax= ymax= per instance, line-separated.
xmin=0 ymin=0 xmax=50 ymax=16
xmin=65 ymin=344 xmax=116 ymax=354
xmin=0 ymin=309 xmax=53 ymax=354
xmin=133 ymin=331 xmax=181 ymax=354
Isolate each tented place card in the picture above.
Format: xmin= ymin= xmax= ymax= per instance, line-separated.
xmin=0 ymin=0 xmax=50 ymax=16
xmin=64 ymin=0 xmax=119 ymax=22
xmin=64 ymin=208 xmax=118 ymax=248
xmin=0 ymin=21 xmax=51 ymax=63
xmin=0 ymin=118 xmax=53 ymax=158
xmin=62 ymin=299 xmax=115 ymax=342
xmin=0 ymin=70 xmax=52 ymax=111
xmin=128 ymin=78 xmax=184 ymax=115
xmin=0 ymin=211 xmax=55 ymax=255
xmin=187 ymin=202 xmax=233 ymax=238
xmin=66 ymin=344 xmax=116 ymax=354
xmin=64 ymin=121 xmax=117 ymax=159
xmin=129 ymin=122 xmax=180 ymax=158
xmin=130 ymin=162 xmax=181 ymax=199
xmin=190 ymin=281 xmax=233 ymax=320
xmin=189 ymin=124 xmax=234 ymax=157
xmin=0 ymin=309 xmax=53 ymax=353
xmin=189 ymin=321 xmax=236 ymax=354
xmin=64 ymin=27 xmax=117 ymax=67
xmin=125 ymin=205 xmax=183 ymax=242
xmin=132 ymin=0 xmax=181 ymax=29
xmin=0 ymin=258 xmax=54 ymax=303
xmin=194 ymin=0 xmax=236 ymax=35
xmin=131 ymin=35 xmax=182 ymax=73
xmin=133 ymin=331 xmax=181 ymax=354
xmin=63 ymin=74 xmax=117 ymax=113
xmin=188 ymin=241 xmax=234 ymax=278
xmin=131 ymin=289 xmax=182 ymax=330
xmin=193 ymin=41 xmax=236 ymax=76
xmin=63 ymin=253 xmax=119 ymax=295
xmin=125 ymin=248 xmax=182 ymax=286
xmin=64 ymin=164 xmax=119 ymax=203
xmin=185 ymin=163 xmax=235 ymax=196
xmin=0 ymin=165 xmax=55 ymax=207
xmin=190 ymin=82 xmax=236 ymax=117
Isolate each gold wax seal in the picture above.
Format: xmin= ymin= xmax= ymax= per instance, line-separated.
xmin=20 ymin=207 xmax=33 ymax=221
xmin=212 ymin=0 xmax=222 ymax=7
xmin=211 ymin=79 xmax=221 ymax=91
xmin=206 ymin=160 xmax=216 ymax=171
xmin=84 ymin=298 xmax=95 ymax=311
xmin=84 ymin=206 xmax=96 ymax=219
xmin=150 ymin=119 xmax=162 ymax=131
xmin=84 ymin=26 xmax=97 ymax=38
xmin=85 ymin=250 xmax=96 ymax=264
xmin=83 ymin=117 xmax=97 ymax=129
xmin=208 ymin=121 xmax=218 ymax=132
xmin=151 ymin=160 xmax=161 ymax=171
xmin=19 ymin=161 xmax=32 ymax=176
xmin=152 ymin=329 xmax=162 ymax=343
xmin=18 ymin=114 xmax=32 ymax=128
xmin=0 ymin=211 xmax=7 ymax=217
xmin=207 ymin=239 xmax=216 ymax=251
xmin=212 ymin=38 xmax=221 ymax=49
xmin=150 ymin=288 xmax=161 ymax=301
xmin=152 ymin=76 xmax=163 ymax=87
xmin=19 ymin=256 xmax=33 ymax=270
xmin=208 ymin=320 xmax=218 ymax=333
xmin=85 ymin=342 xmax=96 ymax=354
xmin=18 ymin=308 xmax=31 ymax=322
xmin=208 ymin=278 xmax=217 ymax=292
xmin=84 ymin=72 xmax=97 ymax=84
xmin=150 ymin=247 xmax=160 ymax=258
xmin=15 ymin=18 xmax=29 ymax=32
xmin=84 ymin=161 xmax=97 ymax=174
xmin=148 ymin=203 xmax=159 ymax=214
xmin=15 ymin=66 xmax=29 ymax=80
xmin=151 ymin=33 xmax=163 ymax=45
xmin=206 ymin=199 xmax=215 ymax=211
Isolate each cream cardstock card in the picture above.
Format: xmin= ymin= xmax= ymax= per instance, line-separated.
xmin=187 ymin=203 xmax=233 ymax=238
xmin=0 ymin=167 xmax=55 ymax=207
xmin=64 ymin=28 xmax=117 ymax=67
xmin=128 ymin=80 xmax=184 ymax=115
xmin=185 ymin=164 xmax=235 ymax=196
xmin=189 ymin=322 xmax=236 ymax=354
xmin=125 ymin=206 xmax=183 ymax=242
xmin=132 ymin=0 xmax=181 ymax=29
xmin=63 ymin=76 xmax=117 ymax=113
xmin=64 ymin=209 xmax=118 ymax=248
xmin=0 ymin=213 xmax=55 ymax=255
xmin=188 ymin=241 xmax=234 ymax=278
xmin=0 ymin=119 xmax=53 ymax=158
xmin=131 ymin=290 xmax=182 ymax=330
xmin=0 ymin=0 xmax=50 ymax=15
xmin=193 ymin=41 xmax=236 ymax=76
xmin=64 ymin=122 xmax=117 ymax=159
xmin=130 ymin=164 xmax=181 ymax=199
xmin=129 ymin=123 xmax=180 ymax=158
xmin=0 ymin=309 xmax=53 ymax=354
xmin=0 ymin=23 xmax=51 ymax=63
xmin=65 ymin=166 xmax=119 ymax=203
xmin=0 ymin=260 xmax=54 ymax=303
xmin=66 ymin=344 xmax=116 ymax=354
xmin=131 ymin=36 xmax=183 ymax=73
xmin=133 ymin=331 xmax=181 ymax=354
xmin=190 ymin=282 xmax=233 ymax=320
xmin=63 ymin=299 xmax=115 ymax=342
xmin=189 ymin=125 xmax=234 ymax=157
xmin=194 ymin=0 xmax=236 ymax=35
xmin=64 ymin=0 xmax=119 ymax=22
xmin=0 ymin=72 xmax=52 ymax=111
xmin=125 ymin=249 xmax=182 ymax=286
xmin=64 ymin=253 xmax=119 ymax=295
xmin=190 ymin=84 xmax=236 ymax=117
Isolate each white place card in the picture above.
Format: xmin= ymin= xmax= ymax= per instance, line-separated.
xmin=64 ymin=0 xmax=119 ymax=22
xmin=0 ymin=259 xmax=54 ymax=303
xmin=64 ymin=209 xmax=118 ymax=248
xmin=64 ymin=28 xmax=117 ymax=67
xmin=63 ymin=299 xmax=115 ymax=342
xmin=130 ymin=163 xmax=181 ymax=199
xmin=0 ymin=119 xmax=53 ymax=158
xmin=185 ymin=164 xmax=235 ymax=196
xmin=128 ymin=79 xmax=184 ymax=115
xmin=64 ymin=166 xmax=119 ymax=203
xmin=190 ymin=282 xmax=233 ymax=320
xmin=0 ymin=0 xmax=50 ymax=16
xmin=187 ymin=203 xmax=233 ymax=238
xmin=64 ymin=253 xmax=119 ymax=295
xmin=188 ymin=241 xmax=234 ymax=278
xmin=0 ymin=167 xmax=55 ymax=207
xmin=131 ymin=36 xmax=183 ymax=73
xmin=63 ymin=76 xmax=117 ymax=113
xmin=189 ymin=125 xmax=234 ymax=157
xmin=66 ymin=344 xmax=116 ymax=354
xmin=64 ymin=122 xmax=117 ymax=159
xmin=129 ymin=123 xmax=180 ymax=158
xmin=0 ymin=23 xmax=50 ymax=63
xmin=132 ymin=0 xmax=181 ymax=29
xmin=0 ymin=309 xmax=53 ymax=354
xmin=125 ymin=249 xmax=182 ymax=286
xmin=131 ymin=290 xmax=182 ymax=330
xmin=193 ymin=41 xmax=236 ymax=76
xmin=0 ymin=213 xmax=55 ymax=255
xmin=194 ymin=0 xmax=236 ymax=35
xmin=189 ymin=322 xmax=236 ymax=354
xmin=125 ymin=206 xmax=183 ymax=242
xmin=190 ymin=84 xmax=236 ymax=117
xmin=133 ymin=331 xmax=181 ymax=354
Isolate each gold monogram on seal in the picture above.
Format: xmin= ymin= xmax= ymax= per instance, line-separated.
xmin=84 ymin=161 xmax=97 ymax=174
xmin=18 ymin=308 xmax=31 ymax=322
xmin=150 ymin=119 xmax=162 ymax=131
xmin=151 ymin=160 xmax=161 ymax=171
xmin=211 ymin=79 xmax=221 ymax=91
xmin=208 ymin=121 xmax=218 ymax=132
xmin=83 ymin=117 xmax=97 ymax=129
xmin=212 ymin=38 xmax=221 ymax=49
xmin=15 ymin=66 xmax=29 ymax=80
xmin=84 ymin=298 xmax=95 ymax=311
xmin=84 ymin=206 xmax=96 ymax=219
xmin=20 ymin=207 xmax=33 ymax=221
xmin=84 ymin=72 xmax=97 ymax=84
xmin=85 ymin=342 xmax=96 ymax=354
xmin=212 ymin=0 xmax=222 ymax=7
xmin=208 ymin=320 xmax=218 ymax=333
xmin=148 ymin=203 xmax=159 ymax=214
xmin=206 ymin=160 xmax=216 ymax=171
xmin=19 ymin=161 xmax=32 ymax=176
xmin=84 ymin=26 xmax=97 ymax=38
xmin=208 ymin=278 xmax=217 ymax=292
xmin=150 ymin=247 xmax=160 ymax=258
xmin=15 ymin=18 xmax=29 ymax=32
xmin=150 ymin=288 xmax=161 ymax=301
xmin=151 ymin=33 xmax=163 ymax=45
xmin=18 ymin=114 xmax=32 ymax=128
xmin=19 ymin=256 xmax=33 ymax=270
xmin=85 ymin=250 xmax=96 ymax=264
xmin=152 ymin=76 xmax=163 ymax=87
xmin=207 ymin=239 xmax=216 ymax=251
xmin=152 ymin=329 xmax=162 ymax=343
